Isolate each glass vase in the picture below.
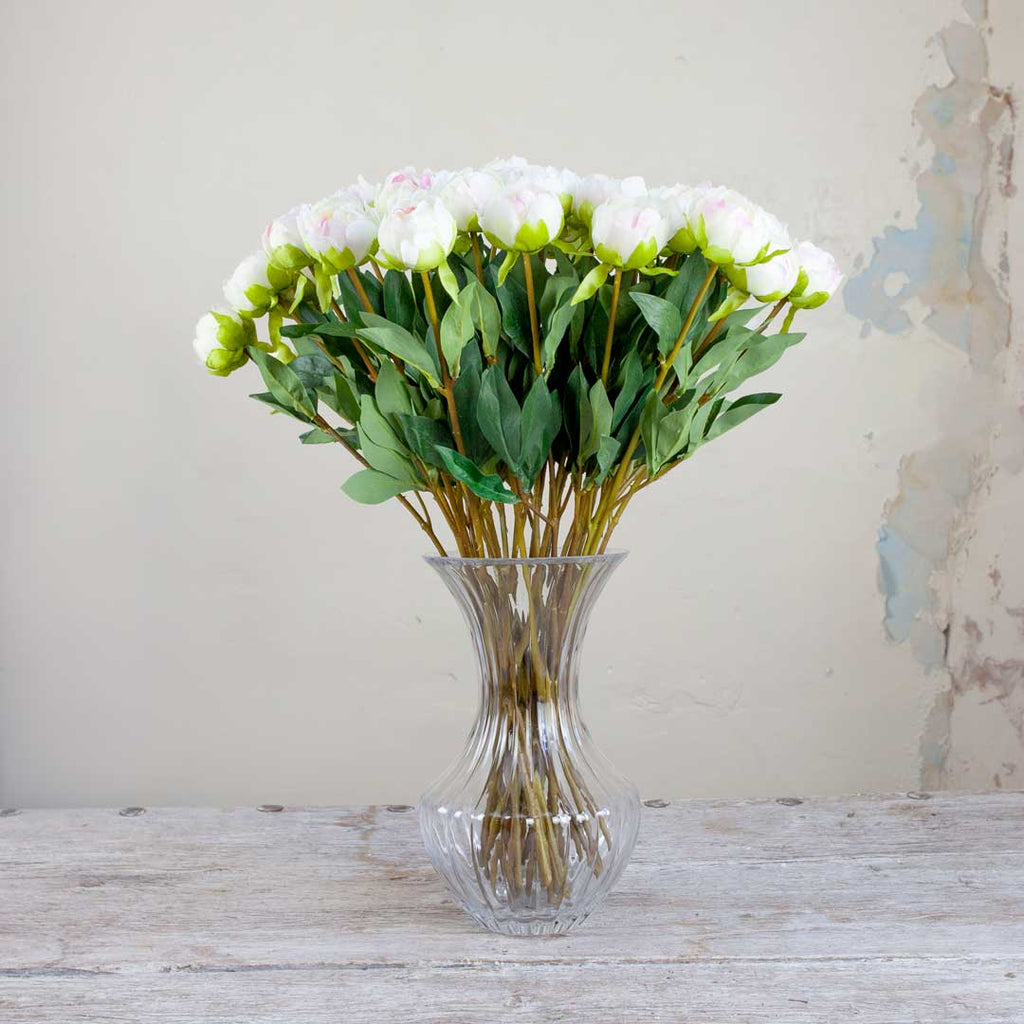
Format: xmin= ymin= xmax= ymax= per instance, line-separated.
xmin=419 ymin=552 xmax=641 ymax=936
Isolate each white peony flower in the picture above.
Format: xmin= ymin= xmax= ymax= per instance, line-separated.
xmin=297 ymin=191 xmax=379 ymax=274
xmin=262 ymin=205 xmax=312 ymax=270
xmin=726 ymin=249 xmax=801 ymax=302
xmin=479 ymin=184 xmax=564 ymax=252
xmin=690 ymin=187 xmax=780 ymax=266
xmin=571 ymin=173 xmax=648 ymax=227
xmin=591 ymin=199 xmax=671 ymax=269
xmin=436 ymin=168 xmax=500 ymax=232
xmin=376 ymin=196 xmax=457 ymax=272
xmin=193 ymin=309 xmax=252 ymax=375
xmin=790 ymin=241 xmax=843 ymax=308
xmin=223 ymin=251 xmax=291 ymax=316
xmin=652 ymin=183 xmax=713 ymax=254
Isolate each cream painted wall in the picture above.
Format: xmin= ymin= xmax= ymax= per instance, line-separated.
xmin=1 ymin=1 xmax=1020 ymax=807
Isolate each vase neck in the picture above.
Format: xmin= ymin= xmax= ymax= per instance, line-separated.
xmin=428 ymin=555 xmax=625 ymax=718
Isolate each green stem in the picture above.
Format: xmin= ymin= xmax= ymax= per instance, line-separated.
xmin=600 ymin=268 xmax=622 ymax=386
xmin=522 ymin=251 xmax=543 ymax=376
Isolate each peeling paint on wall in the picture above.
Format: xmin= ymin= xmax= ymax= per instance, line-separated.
xmin=845 ymin=1 xmax=1021 ymax=789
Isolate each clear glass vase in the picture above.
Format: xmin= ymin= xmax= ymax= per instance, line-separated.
xmin=419 ymin=552 xmax=641 ymax=936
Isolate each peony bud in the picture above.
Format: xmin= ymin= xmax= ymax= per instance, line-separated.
xmin=725 ymin=249 xmax=800 ymax=302
xmin=691 ymin=187 xmax=778 ymax=267
xmin=437 ymin=168 xmax=499 ymax=232
xmin=652 ymin=184 xmax=709 ymax=254
xmin=193 ymin=309 xmax=253 ymax=376
xmin=297 ymin=191 xmax=379 ymax=274
xmin=262 ymin=206 xmax=312 ymax=271
xmin=224 ymin=251 xmax=292 ymax=317
xmin=590 ymin=199 xmax=670 ymax=269
xmin=376 ymin=196 xmax=457 ymax=272
xmin=479 ymin=185 xmax=564 ymax=253
xmin=571 ymin=173 xmax=647 ymax=227
xmin=790 ymin=241 xmax=843 ymax=308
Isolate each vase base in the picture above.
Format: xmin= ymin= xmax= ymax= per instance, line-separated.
xmin=466 ymin=908 xmax=594 ymax=937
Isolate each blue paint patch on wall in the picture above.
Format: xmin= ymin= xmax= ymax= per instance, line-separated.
xmin=877 ymin=526 xmax=937 ymax=643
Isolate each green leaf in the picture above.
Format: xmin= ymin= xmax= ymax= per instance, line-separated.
xmin=341 ymin=469 xmax=414 ymax=504
xmin=705 ymin=392 xmax=781 ymax=441
xmin=440 ymin=294 xmax=475 ymax=378
xmin=436 ymin=259 xmax=461 ymax=302
xmin=355 ymin=313 xmax=438 ymax=385
xmin=452 ymin=343 xmax=492 ymax=465
xmin=287 ymin=352 xmax=335 ymax=394
xmin=690 ymin=325 xmax=755 ymax=382
xmin=477 ymin=365 xmax=523 ymax=473
xmin=383 ymin=270 xmax=417 ymax=331
xmin=249 ymin=347 xmax=316 ymax=419
xmin=397 ymin=414 xmax=454 ymax=470
xmin=595 ymin=435 xmax=621 ymax=483
xmin=249 ymin=391 xmax=311 ymax=421
xmin=460 ymin=278 xmax=501 ymax=358
xmin=631 ymin=291 xmax=683 ymax=356
xmin=298 ymin=427 xmax=336 ymax=444
xmin=519 ymin=377 xmax=561 ymax=485
xmin=582 ymin=379 xmax=613 ymax=463
xmin=497 ymin=249 xmax=519 ymax=285
xmin=435 ymin=446 xmax=518 ymax=504
xmin=356 ymin=395 xmax=418 ymax=483
xmin=314 ymin=262 xmax=334 ymax=312
xmin=717 ymin=332 xmax=805 ymax=393
xmin=640 ymin=390 xmax=699 ymax=472
xmin=541 ymin=281 xmax=582 ymax=369
xmin=318 ymin=372 xmax=360 ymax=422
xmin=570 ymin=263 xmax=611 ymax=305
xmin=374 ymin=359 xmax=415 ymax=418
xmin=280 ymin=320 xmax=359 ymax=339
xmin=611 ymin=349 xmax=646 ymax=433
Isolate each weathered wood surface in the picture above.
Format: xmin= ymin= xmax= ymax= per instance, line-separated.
xmin=1 ymin=793 xmax=1022 ymax=1022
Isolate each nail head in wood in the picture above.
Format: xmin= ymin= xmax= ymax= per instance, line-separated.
xmin=386 ymin=804 xmax=413 ymax=813
xmin=907 ymin=791 xmax=932 ymax=800
xmin=258 ymin=804 xmax=284 ymax=813
xmin=119 ymin=807 xmax=146 ymax=817
xmin=776 ymin=797 xmax=803 ymax=807
xmin=643 ymin=799 xmax=670 ymax=808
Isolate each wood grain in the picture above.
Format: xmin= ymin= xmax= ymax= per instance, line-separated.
xmin=1 ymin=793 xmax=1022 ymax=1022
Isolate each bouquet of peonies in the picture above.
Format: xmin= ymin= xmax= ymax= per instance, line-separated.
xmin=194 ymin=157 xmax=841 ymax=557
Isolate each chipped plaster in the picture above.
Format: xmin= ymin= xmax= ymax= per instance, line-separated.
xmin=846 ymin=0 xmax=1022 ymax=789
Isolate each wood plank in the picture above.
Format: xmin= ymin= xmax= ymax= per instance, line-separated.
xmin=1 ymin=793 xmax=1022 ymax=1020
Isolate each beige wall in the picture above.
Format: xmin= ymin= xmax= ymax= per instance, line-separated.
xmin=1 ymin=1 xmax=1021 ymax=807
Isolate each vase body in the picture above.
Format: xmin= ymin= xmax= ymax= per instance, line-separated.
xmin=419 ymin=552 xmax=640 ymax=936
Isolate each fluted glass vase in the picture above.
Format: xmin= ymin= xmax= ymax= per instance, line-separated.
xmin=419 ymin=552 xmax=640 ymax=936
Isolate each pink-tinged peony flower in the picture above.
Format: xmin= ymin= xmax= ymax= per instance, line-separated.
xmin=297 ymin=191 xmax=379 ymax=274
xmin=223 ymin=251 xmax=292 ymax=316
xmin=590 ymin=199 xmax=670 ymax=269
xmin=790 ymin=241 xmax=843 ymax=308
xmin=571 ymin=173 xmax=647 ymax=227
xmin=690 ymin=187 xmax=781 ymax=266
xmin=437 ymin=169 xmax=500 ymax=232
xmin=262 ymin=205 xmax=312 ymax=271
xmin=376 ymin=196 xmax=457 ymax=272
xmin=479 ymin=185 xmax=564 ymax=252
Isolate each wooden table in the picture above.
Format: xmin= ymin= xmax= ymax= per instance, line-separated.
xmin=1 ymin=793 xmax=1022 ymax=1022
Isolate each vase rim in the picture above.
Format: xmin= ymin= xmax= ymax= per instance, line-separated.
xmin=424 ymin=549 xmax=627 ymax=568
